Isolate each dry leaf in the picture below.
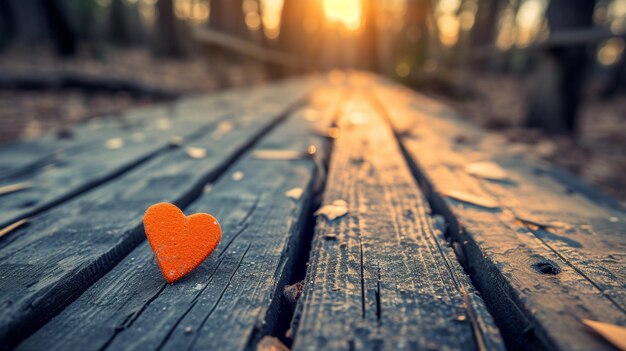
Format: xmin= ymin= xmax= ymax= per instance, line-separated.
xmin=186 ymin=147 xmax=206 ymax=159
xmin=301 ymin=108 xmax=319 ymax=121
xmin=0 ymin=182 xmax=32 ymax=196
xmin=169 ymin=135 xmax=184 ymax=146
xmin=583 ymin=319 xmax=626 ymax=351
xmin=105 ymin=138 xmax=124 ymax=149
xmin=285 ymin=187 xmax=304 ymax=201
xmin=256 ymin=336 xmax=289 ymax=351
xmin=131 ymin=132 xmax=145 ymax=142
xmin=232 ymin=171 xmax=244 ymax=181
xmin=0 ymin=218 xmax=29 ymax=238
xmin=212 ymin=121 xmax=235 ymax=139
xmin=327 ymin=127 xmax=340 ymax=139
xmin=315 ymin=200 xmax=349 ymax=221
xmin=253 ymin=150 xmax=305 ymax=160
xmin=441 ymin=190 xmax=499 ymax=209
xmin=465 ymin=161 xmax=509 ymax=181
xmin=515 ymin=216 xmax=554 ymax=229
xmin=155 ymin=117 xmax=171 ymax=130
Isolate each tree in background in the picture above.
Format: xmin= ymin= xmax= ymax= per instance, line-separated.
xmin=526 ymin=0 xmax=596 ymax=134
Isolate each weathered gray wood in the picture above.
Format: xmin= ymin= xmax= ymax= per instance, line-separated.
xmin=293 ymin=93 xmax=504 ymax=350
xmin=0 ymin=79 xmax=314 ymax=229
xmin=17 ymin=86 xmax=342 ymax=351
xmin=0 ymin=79 xmax=316 ymax=349
xmin=373 ymin=79 xmax=626 ymax=350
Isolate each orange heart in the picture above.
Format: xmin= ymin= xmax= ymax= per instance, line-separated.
xmin=143 ymin=202 xmax=221 ymax=284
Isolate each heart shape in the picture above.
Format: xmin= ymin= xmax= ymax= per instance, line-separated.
xmin=143 ymin=202 xmax=221 ymax=283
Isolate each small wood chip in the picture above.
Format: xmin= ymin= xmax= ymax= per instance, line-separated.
xmin=327 ymin=127 xmax=340 ymax=139
xmin=155 ymin=117 xmax=171 ymax=130
xmin=285 ymin=187 xmax=304 ymax=201
xmin=212 ymin=121 xmax=235 ymax=139
xmin=169 ymin=135 xmax=184 ymax=146
xmin=253 ymin=150 xmax=305 ymax=160
xmin=441 ymin=190 xmax=499 ymax=209
xmin=131 ymin=132 xmax=145 ymax=142
xmin=465 ymin=161 xmax=509 ymax=181
xmin=232 ymin=171 xmax=244 ymax=181
xmin=105 ymin=138 xmax=124 ymax=150
xmin=0 ymin=218 xmax=29 ymax=238
xmin=307 ymin=145 xmax=317 ymax=156
xmin=0 ymin=182 xmax=32 ymax=196
xmin=583 ymin=319 xmax=626 ymax=351
xmin=315 ymin=200 xmax=349 ymax=221
xmin=186 ymin=147 xmax=206 ymax=159
xmin=257 ymin=336 xmax=289 ymax=351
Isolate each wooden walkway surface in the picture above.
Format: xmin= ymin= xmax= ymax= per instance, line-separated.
xmin=0 ymin=73 xmax=624 ymax=351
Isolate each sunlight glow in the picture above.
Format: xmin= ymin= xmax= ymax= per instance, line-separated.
xmin=323 ymin=0 xmax=362 ymax=31
xmin=598 ymin=38 xmax=625 ymax=65
xmin=260 ymin=0 xmax=284 ymax=39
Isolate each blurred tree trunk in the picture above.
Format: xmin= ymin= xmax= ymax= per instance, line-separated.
xmin=470 ymin=0 xmax=501 ymax=68
xmin=0 ymin=0 xmax=16 ymax=51
xmin=208 ymin=0 xmax=247 ymax=87
xmin=43 ymin=0 xmax=77 ymax=56
xmin=210 ymin=0 xmax=246 ymax=37
xmin=108 ymin=0 xmax=133 ymax=46
xmin=404 ymin=0 xmax=431 ymax=75
xmin=154 ymin=0 xmax=184 ymax=57
xmin=526 ymin=0 xmax=596 ymax=134
xmin=601 ymin=52 xmax=626 ymax=97
xmin=361 ymin=0 xmax=379 ymax=71
xmin=279 ymin=0 xmax=306 ymax=54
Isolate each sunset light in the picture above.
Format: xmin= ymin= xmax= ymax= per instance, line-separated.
xmin=323 ymin=0 xmax=362 ymax=31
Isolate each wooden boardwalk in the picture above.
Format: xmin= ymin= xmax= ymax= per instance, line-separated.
xmin=0 ymin=73 xmax=624 ymax=351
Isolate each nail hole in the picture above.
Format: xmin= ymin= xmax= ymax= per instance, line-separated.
xmin=533 ymin=261 xmax=560 ymax=275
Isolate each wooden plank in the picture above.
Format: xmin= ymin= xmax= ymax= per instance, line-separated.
xmin=292 ymin=92 xmax=504 ymax=350
xmin=17 ymin=86 xmax=342 ymax=351
xmin=372 ymin=79 xmax=626 ymax=350
xmin=0 ymin=79 xmax=316 ymax=349
xmin=0 ymin=81 xmax=267 ymax=181
xmin=0 ymin=79 xmax=313 ymax=229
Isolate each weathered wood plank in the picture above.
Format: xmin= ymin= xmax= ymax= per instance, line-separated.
xmin=0 ymin=80 xmax=313 ymax=229
xmin=0 ymin=80 xmax=315 ymax=349
xmin=292 ymin=92 xmax=504 ymax=350
xmin=373 ymin=79 xmax=626 ymax=350
xmin=17 ymin=86 xmax=342 ymax=351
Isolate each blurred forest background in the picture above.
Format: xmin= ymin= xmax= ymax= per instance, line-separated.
xmin=0 ymin=0 xmax=625 ymax=203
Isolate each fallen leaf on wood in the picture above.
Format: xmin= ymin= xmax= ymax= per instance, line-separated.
xmin=232 ymin=171 xmax=244 ymax=181
xmin=257 ymin=336 xmax=289 ymax=351
xmin=155 ymin=117 xmax=171 ymax=130
xmin=515 ymin=216 xmax=555 ymax=229
xmin=186 ymin=147 xmax=206 ymax=159
xmin=441 ymin=190 xmax=499 ymax=209
xmin=465 ymin=161 xmax=509 ymax=181
xmin=0 ymin=218 xmax=29 ymax=238
xmin=105 ymin=138 xmax=124 ymax=149
xmin=131 ymin=132 xmax=145 ymax=142
xmin=211 ymin=121 xmax=235 ymax=139
xmin=285 ymin=187 xmax=304 ymax=201
xmin=315 ymin=200 xmax=349 ymax=221
xmin=583 ymin=319 xmax=626 ymax=351
xmin=169 ymin=135 xmax=184 ymax=146
xmin=0 ymin=182 xmax=32 ymax=196
xmin=253 ymin=149 xmax=305 ymax=160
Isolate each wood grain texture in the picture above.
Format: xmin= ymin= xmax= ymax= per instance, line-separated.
xmin=0 ymin=79 xmax=314 ymax=228
xmin=17 ymin=86 xmax=342 ymax=351
xmin=0 ymin=79 xmax=316 ymax=349
xmin=292 ymin=92 xmax=504 ymax=351
xmin=372 ymin=78 xmax=626 ymax=351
